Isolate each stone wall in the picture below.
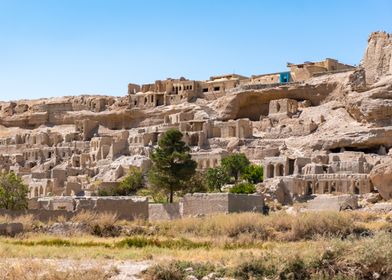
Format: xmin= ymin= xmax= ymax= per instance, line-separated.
xmin=148 ymin=203 xmax=182 ymax=221
xmin=76 ymin=196 xmax=149 ymax=220
xmin=181 ymin=193 xmax=264 ymax=217
xmin=0 ymin=209 xmax=73 ymax=222
xmin=32 ymin=196 xmax=149 ymax=221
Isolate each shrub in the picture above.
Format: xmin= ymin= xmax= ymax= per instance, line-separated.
xmin=142 ymin=261 xmax=217 ymax=280
xmin=241 ymin=164 xmax=263 ymax=184
xmin=229 ymin=182 xmax=256 ymax=194
xmin=181 ymin=171 xmax=208 ymax=194
xmin=0 ymin=171 xmax=28 ymax=210
xmin=99 ymin=167 xmax=143 ymax=196
xmin=117 ymin=167 xmax=144 ymax=195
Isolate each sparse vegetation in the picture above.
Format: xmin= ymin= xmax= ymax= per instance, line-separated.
xmin=143 ymin=232 xmax=392 ymax=279
xmin=229 ymin=182 xmax=256 ymax=194
xmin=0 ymin=260 xmax=115 ymax=280
xmin=1 ymin=211 xmax=391 ymax=279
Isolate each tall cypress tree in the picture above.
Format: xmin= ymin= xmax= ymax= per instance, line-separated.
xmin=148 ymin=129 xmax=197 ymax=203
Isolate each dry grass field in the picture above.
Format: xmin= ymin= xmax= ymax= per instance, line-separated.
xmin=0 ymin=211 xmax=392 ymax=279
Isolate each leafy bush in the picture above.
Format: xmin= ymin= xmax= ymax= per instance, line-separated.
xmin=241 ymin=164 xmax=263 ymax=184
xmin=117 ymin=167 xmax=144 ymax=194
xmin=98 ymin=167 xmax=143 ymax=196
xmin=182 ymin=171 xmax=208 ymax=194
xmin=229 ymin=182 xmax=256 ymax=194
xmin=142 ymin=261 xmax=218 ymax=280
xmin=205 ymin=167 xmax=230 ymax=192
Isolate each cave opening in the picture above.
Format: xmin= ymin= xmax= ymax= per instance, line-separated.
xmin=329 ymin=145 xmax=389 ymax=155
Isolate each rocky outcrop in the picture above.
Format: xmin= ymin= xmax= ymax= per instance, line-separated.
xmin=345 ymin=31 xmax=392 ymax=124
xmin=212 ymin=78 xmax=339 ymax=121
xmin=346 ymin=76 xmax=392 ymax=124
xmin=362 ymin=31 xmax=392 ymax=85
xmin=370 ymin=160 xmax=392 ymax=200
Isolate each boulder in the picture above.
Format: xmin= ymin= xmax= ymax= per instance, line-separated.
xmin=307 ymin=194 xmax=358 ymax=211
xmin=262 ymin=178 xmax=292 ymax=205
xmin=362 ymin=192 xmax=382 ymax=204
xmin=370 ymin=161 xmax=392 ymax=200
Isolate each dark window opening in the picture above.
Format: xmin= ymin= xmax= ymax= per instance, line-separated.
xmin=213 ymin=86 xmax=220 ymax=91
xmin=203 ymin=88 xmax=208 ymax=93
xmin=288 ymin=159 xmax=295 ymax=175
xmin=306 ymin=182 xmax=313 ymax=195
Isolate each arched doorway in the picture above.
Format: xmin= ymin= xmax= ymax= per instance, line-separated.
xmin=306 ymin=182 xmax=313 ymax=195
xmin=267 ymin=164 xmax=274 ymax=178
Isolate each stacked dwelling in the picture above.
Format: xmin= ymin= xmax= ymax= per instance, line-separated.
xmin=2 ymin=30 xmax=392 ymax=211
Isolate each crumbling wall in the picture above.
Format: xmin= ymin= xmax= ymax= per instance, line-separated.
xmin=148 ymin=203 xmax=182 ymax=221
xmin=182 ymin=193 xmax=264 ymax=216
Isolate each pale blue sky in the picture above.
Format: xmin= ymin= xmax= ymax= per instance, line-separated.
xmin=0 ymin=0 xmax=391 ymax=101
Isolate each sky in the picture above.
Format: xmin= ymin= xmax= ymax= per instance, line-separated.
xmin=0 ymin=0 xmax=391 ymax=101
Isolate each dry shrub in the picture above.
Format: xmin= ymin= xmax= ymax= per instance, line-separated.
xmin=144 ymin=233 xmax=392 ymax=279
xmin=69 ymin=211 xmax=120 ymax=237
xmin=287 ymin=212 xmax=354 ymax=241
xmin=91 ymin=212 xmax=119 ymax=237
xmin=156 ymin=211 xmax=373 ymax=241
xmin=70 ymin=211 xmax=118 ymax=228
xmin=0 ymin=260 xmax=115 ymax=280
xmin=0 ymin=214 xmax=38 ymax=231
xmin=70 ymin=210 xmax=97 ymax=225
xmin=96 ymin=212 xmax=118 ymax=228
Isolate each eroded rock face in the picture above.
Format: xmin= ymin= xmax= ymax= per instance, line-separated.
xmin=1 ymin=31 xmax=392 ymax=206
xmin=362 ymin=31 xmax=392 ymax=85
xmin=345 ymin=31 xmax=392 ymax=125
xmin=370 ymin=161 xmax=392 ymax=200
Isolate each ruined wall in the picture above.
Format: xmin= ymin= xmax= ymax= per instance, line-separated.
xmin=75 ymin=197 xmax=149 ymax=220
xmin=148 ymin=203 xmax=182 ymax=221
xmin=182 ymin=193 xmax=264 ymax=217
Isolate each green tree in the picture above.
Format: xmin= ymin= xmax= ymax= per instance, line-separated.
xmin=98 ymin=167 xmax=143 ymax=196
xmin=221 ymin=153 xmax=250 ymax=181
xmin=241 ymin=164 xmax=264 ymax=184
xmin=148 ymin=129 xmax=197 ymax=203
xmin=0 ymin=171 xmax=29 ymax=210
xmin=205 ymin=167 xmax=230 ymax=192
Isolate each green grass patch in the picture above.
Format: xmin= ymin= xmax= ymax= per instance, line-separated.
xmin=8 ymin=236 xmax=211 ymax=250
